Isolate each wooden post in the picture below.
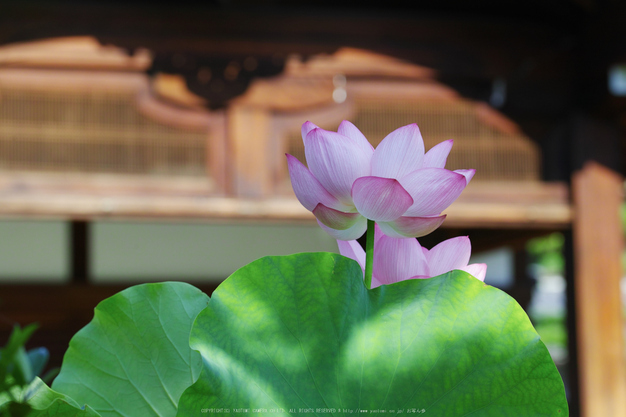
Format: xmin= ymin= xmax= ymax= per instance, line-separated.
xmin=208 ymin=112 xmax=228 ymax=196
xmin=572 ymin=161 xmax=626 ymax=416
xmin=70 ymin=220 xmax=89 ymax=284
xmin=227 ymin=104 xmax=272 ymax=198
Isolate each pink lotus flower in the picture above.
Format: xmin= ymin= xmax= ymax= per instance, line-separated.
xmin=287 ymin=121 xmax=474 ymax=240
xmin=337 ymin=227 xmax=487 ymax=288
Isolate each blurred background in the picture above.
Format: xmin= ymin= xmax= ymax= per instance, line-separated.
xmin=1 ymin=1 xmax=626 ymax=416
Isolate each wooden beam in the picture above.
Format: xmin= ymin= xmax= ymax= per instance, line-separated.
xmin=0 ymin=174 xmax=572 ymax=227
xmin=572 ymin=161 xmax=626 ymax=417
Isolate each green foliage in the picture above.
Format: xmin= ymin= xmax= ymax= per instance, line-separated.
xmin=177 ymin=253 xmax=568 ymax=416
xmin=526 ymin=233 xmax=565 ymax=275
xmin=0 ymin=324 xmax=38 ymax=392
xmin=533 ymin=316 xmax=567 ymax=348
xmin=23 ymin=254 xmax=567 ymax=417
xmin=24 ymin=378 xmax=101 ymax=417
xmin=0 ymin=324 xmax=53 ymax=416
xmin=51 ymin=282 xmax=209 ymax=417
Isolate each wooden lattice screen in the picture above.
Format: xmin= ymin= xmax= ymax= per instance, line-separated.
xmin=0 ymin=87 xmax=209 ymax=177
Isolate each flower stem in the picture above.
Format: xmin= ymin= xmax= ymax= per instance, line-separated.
xmin=364 ymin=219 xmax=375 ymax=289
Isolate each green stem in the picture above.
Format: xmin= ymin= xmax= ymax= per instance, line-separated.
xmin=364 ymin=219 xmax=375 ymax=289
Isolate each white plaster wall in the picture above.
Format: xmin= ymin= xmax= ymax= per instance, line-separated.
xmin=0 ymin=220 xmax=339 ymax=284
xmin=90 ymin=221 xmax=338 ymax=283
xmin=0 ymin=220 xmax=69 ymax=283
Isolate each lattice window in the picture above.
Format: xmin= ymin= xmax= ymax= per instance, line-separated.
xmin=0 ymin=87 xmax=209 ymax=176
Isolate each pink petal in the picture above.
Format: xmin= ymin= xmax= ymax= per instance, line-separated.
xmin=352 ymin=176 xmax=413 ymax=222
xmin=373 ymin=235 xmax=427 ymax=285
xmin=370 ymin=275 xmax=383 ymax=289
xmin=454 ymin=169 xmax=476 ymax=185
xmin=286 ymin=154 xmax=348 ymax=212
xmin=337 ymin=239 xmax=384 ymax=288
xmin=461 ymin=263 xmax=487 ymax=281
xmin=426 ymin=236 xmax=472 ymax=277
xmin=338 ymin=120 xmax=375 ymax=155
xmin=313 ymin=204 xmax=362 ymax=230
xmin=374 ymin=223 xmax=385 ymax=245
xmin=304 ymin=128 xmax=372 ymax=205
xmin=407 ymin=275 xmax=431 ymax=280
xmin=371 ymin=124 xmax=425 ymax=179
xmin=317 ymin=217 xmax=368 ymax=241
xmin=301 ymin=121 xmax=319 ymax=142
xmin=378 ymin=215 xmax=446 ymax=238
xmin=337 ymin=239 xmax=366 ymax=271
xmin=399 ymin=168 xmax=467 ymax=216
xmin=423 ymin=140 xmax=453 ymax=168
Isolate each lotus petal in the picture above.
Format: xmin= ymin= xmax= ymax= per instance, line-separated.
xmin=378 ymin=215 xmax=446 ymax=238
xmin=338 ymin=120 xmax=375 ymax=155
xmin=400 ymin=168 xmax=467 ymax=216
xmin=462 ymin=263 xmax=487 ymax=281
xmin=371 ymin=124 xmax=425 ymax=179
xmin=301 ymin=121 xmax=318 ymax=142
xmin=305 ymin=128 xmax=372 ymax=205
xmin=370 ymin=275 xmax=384 ymax=288
xmin=454 ymin=169 xmax=476 ymax=185
xmin=373 ymin=223 xmax=385 ymax=245
xmin=337 ymin=238 xmax=384 ymax=288
xmin=286 ymin=154 xmax=348 ymax=212
xmin=313 ymin=203 xmax=362 ymax=230
xmin=427 ymin=236 xmax=472 ymax=277
xmin=373 ymin=235 xmax=427 ymax=285
xmin=317 ymin=217 xmax=368 ymax=241
xmin=337 ymin=239 xmax=366 ymax=271
xmin=423 ymin=139 xmax=454 ymax=169
xmin=407 ymin=274 xmax=431 ymax=280
xmin=352 ymin=176 xmax=413 ymax=222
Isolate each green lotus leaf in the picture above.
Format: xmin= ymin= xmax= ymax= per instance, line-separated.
xmin=52 ymin=282 xmax=209 ymax=417
xmin=26 ymin=377 xmax=101 ymax=417
xmin=177 ymin=252 xmax=567 ymax=416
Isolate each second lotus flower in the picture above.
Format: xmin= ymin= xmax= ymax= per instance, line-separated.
xmin=287 ymin=121 xmax=474 ymax=240
xmin=337 ymin=227 xmax=487 ymax=288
